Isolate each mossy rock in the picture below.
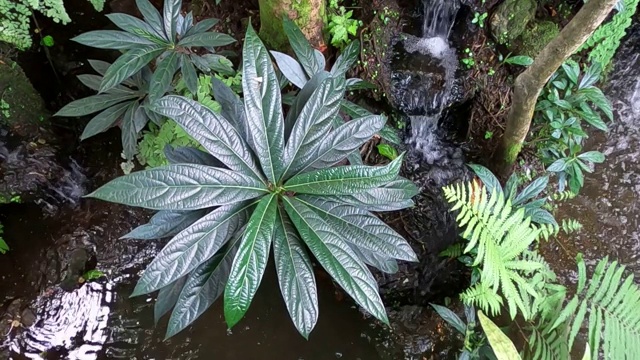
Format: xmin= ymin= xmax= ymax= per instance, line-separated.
xmin=490 ymin=0 xmax=537 ymax=45
xmin=516 ymin=21 xmax=560 ymax=58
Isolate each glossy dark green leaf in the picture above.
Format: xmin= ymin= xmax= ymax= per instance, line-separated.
xmin=196 ymin=54 xmax=235 ymax=75
xmin=504 ymin=55 xmax=533 ymax=66
xmin=284 ymin=71 xmax=331 ymax=140
xmin=271 ymin=51 xmax=308 ymax=89
xmin=578 ymin=151 xmax=605 ymax=163
xmin=340 ymin=99 xmax=372 ymax=118
xmin=106 ymin=13 xmax=167 ymax=42
xmin=324 ymin=178 xmax=418 ymax=212
xmin=123 ymin=209 xmax=208 ymax=239
xmin=273 ymin=205 xmax=318 ymax=338
xmin=285 ymin=154 xmax=404 ymax=195
xmin=54 ymin=93 xmax=137 ymax=117
xmin=77 ymin=74 xmax=133 ymax=94
xmin=135 ymin=0 xmax=164 ymax=37
xmin=154 ymin=276 xmax=186 ymax=324
xmin=579 ymin=87 xmax=613 ymax=121
xmin=526 ymin=208 xmax=557 ymax=225
xmin=162 ymin=0 xmax=181 ymax=42
xmin=211 ymin=78 xmax=251 ymax=148
xmin=313 ymin=50 xmax=325 ymax=72
xmin=349 ymin=245 xmax=398 ymax=274
xmin=178 ymin=32 xmax=236 ymax=48
xmin=282 ymin=76 xmax=346 ymax=179
xmin=430 ymin=303 xmax=466 ymax=335
xmin=87 ymin=164 xmax=267 ymax=210
xmin=468 ymin=164 xmax=502 ymax=195
xmin=377 ymin=144 xmax=398 ymax=160
xmin=345 ymin=78 xmax=376 ymax=91
xmin=562 ymin=61 xmax=580 ymax=84
xmin=184 ymin=18 xmax=220 ymax=38
xmin=88 ymin=59 xmax=111 ymax=76
xmin=178 ymin=12 xmax=191 ymax=37
xmin=180 ymin=54 xmax=198 ymax=95
xmin=120 ymin=102 xmax=139 ymax=160
xmin=331 ymin=40 xmax=359 ymax=77
xmin=547 ymin=158 xmax=568 ymax=172
xmin=294 ymin=115 xmax=386 ymax=175
xmin=166 ymin=231 xmax=240 ymax=337
xmin=242 ymin=24 xmax=286 ymax=183
xmin=224 ymin=194 xmax=278 ymax=328
xmin=100 ymin=46 xmax=164 ymax=93
xmin=80 ymin=101 xmax=130 ymax=140
xmin=298 ymin=196 xmax=417 ymax=261
xmin=378 ymin=125 xmax=401 ymax=145
xmin=149 ymin=51 xmax=180 ymax=102
xmin=579 ymin=62 xmax=602 ymax=89
xmin=132 ymin=201 xmax=252 ymax=295
xmin=153 ymin=95 xmax=263 ymax=180
xmin=164 ymin=145 xmax=223 ymax=167
xmin=513 ymin=176 xmax=548 ymax=206
xmin=72 ymin=30 xmax=155 ymax=49
xmin=283 ymin=17 xmax=320 ymax=78
xmin=283 ymin=197 xmax=389 ymax=325
xmin=503 ymin=174 xmax=519 ymax=202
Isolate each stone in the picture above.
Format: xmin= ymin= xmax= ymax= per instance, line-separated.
xmin=490 ymin=0 xmax=537 ymax=45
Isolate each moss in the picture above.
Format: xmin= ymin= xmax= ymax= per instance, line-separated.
xmin=258 ymin=0 xmax=326 ymax=51
xmin=490 ymin=0 xmax=536 ymax=45
xmin=504 ymin=142 xmax=523 ymax=165
xmin=516 ymin=21 xmax=560 ymax=58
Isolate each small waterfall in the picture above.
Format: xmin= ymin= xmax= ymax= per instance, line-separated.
xmin=422 ymin=0 xmax=460 ymax=39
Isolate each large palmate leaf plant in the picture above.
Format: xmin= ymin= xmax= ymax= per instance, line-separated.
xmin=87 ymin=25 xmax=419 ymax=339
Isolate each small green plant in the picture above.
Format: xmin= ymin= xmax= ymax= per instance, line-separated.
xmin=471 ymin=12 xmax=488 ymax=28
xmin=431 ymin=304 xmax=496 ymax=359
xmin=0 ymin=98 xmax=10 ymax=119
xmin=87 ymin=25 xmax=418 ymax=339
xmin=327 ymin=0 xmax=362 ymax=49
xmin=503 ymin=54 xmax=534 ymax=67
xmin=81 ymin=269 xmax=106 ymax=282
xmin=487 ymin=68 xmax=495 ymax=76
xmin=484 ymin=131 xmax=493 ymax=139
xmin=137 ymin=119 xmax=203 ymax=167
xmin=477 ymin=311 xmax=521 ymax=360
xmin=462 ymin=48 xmax=475 ymax=68
xmin=377 ymin=144 xmax=398 ymax=160
xmin=41 ymin=35 xmax=55 ymax=47
xmin=533 ymin=60 xmax=613 ymax=193
xmin=0 ymin=223 xmax=8 ymax=254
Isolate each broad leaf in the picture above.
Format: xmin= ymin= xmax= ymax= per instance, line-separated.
xmin=578 ymin=151 xmax=605 ymax=163
xmin=349 ymin=245 xmax=398 ymax=274
xmin=283 ymin=197 xmax=389 ymax=325
xmin=163 ymin=145 xmax=223 ymax=167
xmin=198 ymin=54 xmax=235 ymax=75
xmin=579 ymin=62 xmax=602 ymax=89
xmin=562 ymin=61 xmax=580 ymax=84
xmin=273 ymin=205 xmax=318 ymax=338
xmin=211 ymin=78 xmax=251 ymax=147
xmin=166 ymin=232 xmax=240 ymax=337
xmin=55 ymin=93 xmax=137 ymax=117
xmin=77 ymin=74 xmax=134 ymax=94
xmin=106 ymin=13 xmax=167 ymax=42
xmin=513 ymin=176 xmax=548 ymax=206
xmin=153 ymin=95 xmax=263 ymax=180
xmin=284 ymin=154 xmax=404 ymax=195
xmin=100 ymin=46 xmax=164 ymax=93
xmin=242 ymin=25 xmax=286 ymax=183
xmin=271 ymin=51 xmax=308 ymax=89
xmin=149 ymin=51 xmax=180 ymax=102
xmin=123 ymin=209 xmax=208 ymax=239
xmin=163 ymin=0 xmax=181 ymax=42
xmin=80 ymin=101 xmax=130 ymax=140
xmin=478 ymin=311 xmax=522 ymax=360
xmin=284 ymin=71 xmax=331 ymax=139
xmin=132 ymin=201 xmax=252 ymax=295
xmin=430 ymin=303 xmax=466 ymax=335
xmin=547 ymin=158 xmax=568 ymax=172
xmin=180 ymin=54 xmax=199 ymax=95
xmin=87 ymin=164 xmax=267 ymax=210
xmin=331 ymin=40 xmax=360 ymax=77
xmin=504 ymin=55 xmax=533 ymax=66
xmin=224 ymin=194 xmax=278 ymax=328
xmin=136 ymin=0 xmax=164 ymax=38
xmin=324 ymin=178 xmax=418 ymax=211
xmin=72 ymin=30 xmax=155 ymax=49
xmin=178 ymin=32 xmax=236 ymax=48
xmin=121 ymin=102 xmax=140 ymax=160
xmin=298 ymin=196 xmax=418 ymax=261
xmin=184 ymin=18 xmax=220 ymax=38
xmin=282 ymin=75 xmax=346 ymax=179
xmin=340 ymin=99 xmax=371 ymax=118
xmin=579 ymin=87 xmax=613 ymax=121
xmin=469 ymin=164 xmax=502 ymax=196
xmin=283 ymin=17 xmax=320 ymax=78
xmin=154 ymin=276 xmax=186 ymax=324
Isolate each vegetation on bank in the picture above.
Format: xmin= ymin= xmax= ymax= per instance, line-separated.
xmin=1 ymin=0 xmax=640 ymax=357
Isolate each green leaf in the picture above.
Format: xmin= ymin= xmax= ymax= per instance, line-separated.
xmin=340 ymin=99 xmax=372 ymax=118
xmin=88 ymin=59 xmax=111 ymax=76
xmin=121 ymin=102 xmax=139 ymax=160
xmin=162 ymin=0 xmax=181 ymax=42
xmin=178 ymin=32 xmax=236 ymax=47
xmin=378 ymin=125 xmax=401 ymax=145
xmin=284 ymin=71 xmax=331 ymax=140
xmin=54 ymin=93 xmax=137 ymax=117
xmin=270 ymin=51 xmax=308 ymax=89
xmin=87 ymin=164 xmax=267 ymax=210
xmin=106 ymin=13 xmax=168 ymax=42
xmin=72 ymin=30 xmax=155 ymax=49
xmin=224 ymin=194 xmax=278 ymax=328
xmin=80 ymin=101 xmax=130 ymax=140
xmin=184 ymin=18 xmax=220 ymax=38
xmin=579 ymin=87 xmax=613 ymax=121
xmin=149 ymin=52 xmax=180 ymax=102
xmin=578 ymin=151 xmax=605 ymax=163
xmin=297 ymin=115 xmax=386 ymax=174
xmin=135 ymin=0 xmax=164 ymax=38
xmin=298 ymin=196 xmax=418 ymax=262
xmin=123 ymin=209 xmax=208 ymax=239
xmin=430 ymin=303 xmax=466 ymax=335
xmin=166 ymin=232 xmax=240 ymax=337
xmin=468 ymin=164 xmax=502 ymax=196
xmin=180 ymin=54 xmax=199 ymax=95
xmin=153 ymin=95 xmax=263 ymax=180
xmin=283 ymin=197 xmax=389 ymax=325
xmin=377 ymin=144 xmax=398 ymax=160
xmin=513 ymin=176 xmax=548 ymax=206
xmin=349 ymin=245 xmax=398 ymax=274
xmin=132 ymin=201 xmax=252 ymax=295
xmin=562 ymin=61 xmax=580 ymax=84
xmin=164 ymin=145 xmax=222 ymax=166
xmin=547 ymin=158 xmax=568 ymax=172
xmin=285 ymin=154 xmax=403 ymax=195
xmin=154 ymin=276 xmax=186 ymax=324
xmin=282 ymin=76 xmax=346 ymax=179
xmin=100 ymin=46 xmax=164 ymax=93
xmin=242 ymin=24 xmax=286 ymax=183
xmin=579 ymin=62 xmax=602 ymax=89
xmin=283 ymin=17 xmax=321 ymax=78
xmin=324 ymin=178 xmax=418 ymax=212
xmin=211 ymin=78 xmax=251 ymax=146
xmin=331 ymin=40 xmax=360 ymax=77
xmin=504 ymin=55 xmax=533 ymax=66
xmin=273 ymin=205 xmax=318 ymax=338
xmin=197 ymin=54 xmax=235 ymax=75
xmin=478 ymin=311 xmax=522 ymax=360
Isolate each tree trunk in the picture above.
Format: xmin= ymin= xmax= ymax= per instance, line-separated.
xmin=493 ymin=0 xmax=618 ymax=178
xmin=258 ymin=0 xmax=326 ymax=51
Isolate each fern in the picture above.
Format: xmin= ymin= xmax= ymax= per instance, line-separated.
xmin=537 ymin=219 xmax=583 ymax=241
xmin=444 ymin=181 xmax=549 ymax=320
xmin=550 ymin=190 xmax=576 ymax=202
xmin=440 ymin=242 xmax=465 ymax=259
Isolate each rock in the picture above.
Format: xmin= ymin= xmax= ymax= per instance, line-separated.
xmin=516 ymin=20 xmax=560 ymax=58
xmin=490 ymin=0 xmax=537 ymax=46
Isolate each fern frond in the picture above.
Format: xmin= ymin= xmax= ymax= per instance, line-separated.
xmin=461 ymin=282 xmax=504 ymax=317
xmin=550 ymin=190 xmax=577 ymax=202
xmin=537 ymin=219 xmax=583 ymax=240
xmin=439 ymin=243 xmax=465 ymax=259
